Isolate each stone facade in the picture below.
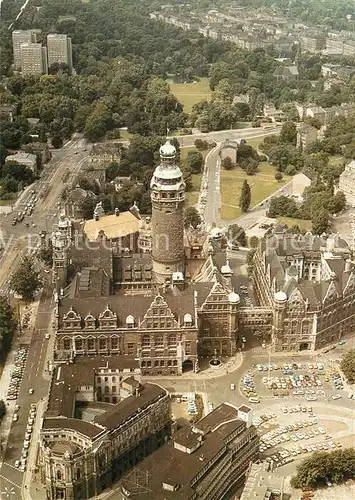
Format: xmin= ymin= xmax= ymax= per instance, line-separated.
xmin=151 ymin=140 xmax=186 ymax=282
xmin=121 ymin=403 xmax=259 ymax=500
xmin=253 ymin=231 xmax=355 ymax=351
xmin=40 ymin=373 xmax=170 ymax=500
xmin=338 ymin=160 xmax=355 ymax=206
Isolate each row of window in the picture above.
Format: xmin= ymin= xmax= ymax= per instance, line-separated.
xmin=141 ymin=360 xmax=178 ymax=367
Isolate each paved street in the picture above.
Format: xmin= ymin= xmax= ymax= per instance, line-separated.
xmin=176 ymin=126 xmax=281 ymax=147
xmin=0 ymin=135 xmax=88 ymax=295
xmin=0 ymin=278 xmax=54 ymax=495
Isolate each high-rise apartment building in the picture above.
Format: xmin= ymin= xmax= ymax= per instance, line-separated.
xmin=47 ymin=33 xmax=73 ymax=73
xmin=20 ymin=43 xmax=48 ymax=76
xmin=12 ymin=30 xmax=36 ymax=70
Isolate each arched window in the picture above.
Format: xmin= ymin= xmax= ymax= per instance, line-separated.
xmin=57 ymin=469 xmax=62 ymax=481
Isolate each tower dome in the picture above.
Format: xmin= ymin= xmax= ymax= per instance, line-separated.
xmin=274 ymin=291 xmax=287 ymax=303
xmin=159 ymin=139 xmax=176 ymax=159
xmin=228 ymin=290 xmax=240 ymax=304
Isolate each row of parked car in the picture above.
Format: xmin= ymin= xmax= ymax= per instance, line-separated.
xmin=14 ymin=403 xmax=36 ymax=472
xmin=6 ymin=345 xmax=28 ymax=401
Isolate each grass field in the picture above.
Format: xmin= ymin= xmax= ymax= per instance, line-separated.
xmin=169 ymin=78 xmax=211 ymax=113
xmin=220 ymin=162 xmax=290 ymax=220
xmin=277 ymin=216 xmax=312 ymax=231
xmin=246 ymin=133 xmax=278 ymax=151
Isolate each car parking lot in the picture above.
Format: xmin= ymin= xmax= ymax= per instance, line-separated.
xmin=240 ymin=360 xmax=347 ymax=404
xmin=253 ymin=407 xmax=344 ymax=469
xmin=6 ymin=345 xmax=29 ymax=401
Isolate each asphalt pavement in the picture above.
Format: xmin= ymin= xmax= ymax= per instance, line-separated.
xmin=0 ymin=278 xmax=54 ymax=493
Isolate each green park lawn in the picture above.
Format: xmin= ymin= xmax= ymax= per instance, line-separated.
xmin=220 ymin=162 xmax=290 ymax=220
xmin=277 ymin=216 xmax=312 ymax=231
xmin=169 ymin=78 xmax=211 ymax=113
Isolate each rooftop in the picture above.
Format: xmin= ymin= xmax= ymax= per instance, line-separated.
xmin=83 ymin=211 xmax=141 ymax=241
xmin=120 ymin=403 xmax=250 ymax=499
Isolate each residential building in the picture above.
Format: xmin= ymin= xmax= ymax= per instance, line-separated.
xmin=0 ymin=104 xmax=16 ymax=122
xmin=20 ymin=43 xmax=48 ymax=76
xmin=296 ymin=123 xmax=319 ymax=150
xmin=39 ymin=358 xmax=170 ymax=500
xmin=47 ymin=33 xmax=73 ymax=73
xmin=339 ymin=160 xmax=355 ymax=206
xmin=301 ymin=35 xmax=326 ymax=53
xmin=12 ymin=30 xmax=36 ymax=70
xmin=263 ymin=103 xmax=284 ymax=122
xmin=305 ymin=105 xmax=326 ymax=125
xmin=5 ymin=152 xmax=37 ymax=171
xmin=220 ymin=139 xmax=238 ymax=164
xmin=121 ymin=403 xmax=259 ymax=500
xmin=344 ymin=40 xmax=355 ymax=56
xmin=273 ymin=65 xmax=299 ymax=82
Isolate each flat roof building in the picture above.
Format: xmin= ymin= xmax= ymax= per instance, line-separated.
xmin=20 ymin=42 xmax=48 ymax=76
xmin=12 ymin=30 xmax=36 ymax=70
xmin=47 ymin=33 xmax=73 ymax=73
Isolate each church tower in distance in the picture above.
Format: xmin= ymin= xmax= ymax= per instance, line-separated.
xmin=150 ymin=140 xmax=186 ymax=283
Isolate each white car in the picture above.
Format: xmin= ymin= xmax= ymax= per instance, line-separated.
xmin=332 ymin=394 xmax=342 ymax=400
xmin=15 ymin=460 xmax=20 ymax=468
xmin=230 ymin=383 xmax=236 ymax=390
xmin=13 ymin=413 xmax=19 ymax=422
xmin=29 ymin=389 xmax=34 ymax=395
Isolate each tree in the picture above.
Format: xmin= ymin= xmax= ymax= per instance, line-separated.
xmin=194 ymin=139 xmax=208 ymax=150
xmin=184 ymin=207 xmax=202 ymax=229
xmin=280 ymin=121 xmax=297 ymax=145
xmin=246 ymin=249 xmax=256 ymax=271
xmin=0 ymin=295 xmax=16 ymax=352
xmin=221 ymin=156 xmax=234 ymax=170
xmin=51 ymin=135 xmax=63 ymax=149
xmin=312 ymin=208 xmax=329 ymax=235
xmin=249 ymin=236 xmax=259 ymax=248
xmin=0 ymin=400 xmax=5 ymax=419
xmin=275 ymin=171 xmax=283 ymax=182
xmin=340 ymin=349 xmax=355 ymax=384
xmin=267 ymin=196 xmax=298 ymax=218
xmin=328 ymin=191 xmax=346 ymax=214
xmin=187 ymin=151 xmax=204 ymax=174
xmin=228 ymin=224 xmax=247 ymax=247
xmin=239 ymin=180 xmax=251 ymax=212
xmin=291 ymin=449 xmax=355 ymax=489
xmin=10 ymin=256 xmax=42 ymax=302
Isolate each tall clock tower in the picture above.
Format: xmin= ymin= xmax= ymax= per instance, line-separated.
xmin=150 ymin=140 xmax=186 ymax=283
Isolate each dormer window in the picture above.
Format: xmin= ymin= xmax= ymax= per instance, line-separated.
xmin=63 ymin=307 xmax=81 ymax=329
xmin=99 ymin=306 xmax=117 ymax=328
xmin=184 ymin=313 xmax=193 ymax=327
xmin=84 ymin=313 xmax=96 ymax=329
xmin=126 ymin=315 xmax=135 ymax=328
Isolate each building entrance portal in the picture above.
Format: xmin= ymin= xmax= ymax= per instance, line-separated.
xmin=182 ymin=359 xmax=194 ymax=372
xmin=299 ymin=342 xmax=309 ymax=351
